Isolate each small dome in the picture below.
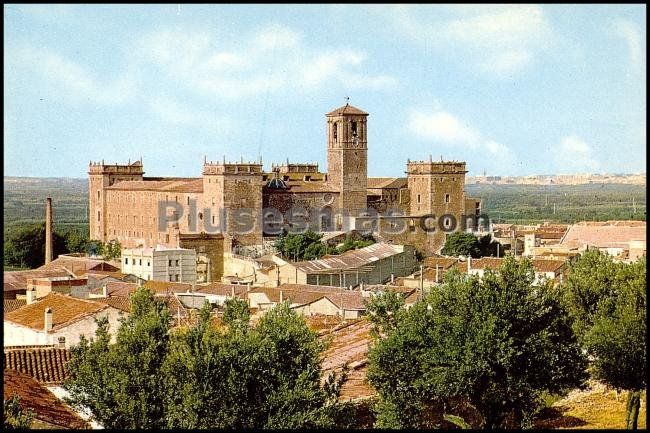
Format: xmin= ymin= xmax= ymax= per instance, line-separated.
xmin=266 ymin=178 xmax=288 ymax=189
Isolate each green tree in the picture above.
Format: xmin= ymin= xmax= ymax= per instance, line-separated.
xmin=222 ymin=297 xmax=250 ymax=329
xmin=274 ymin=230 xmax=326 ymax=261
xmin=64 ymin=287 xmax=171 ymax=428
xmin=103 ymin=239 xmax=122 ymax=260
xmin=3 ymin=395 xmax=34 ymax=429
xmin=441 ymin=232 xmax=481 ymax=258
xmin=3 ymin=222 xmax=68 ymax=268
xmin=364 ymin=290 xmax=406 ymax=337
xmin=477 ymin=234 xmax=501 ymax=257
xmin=367 ymin=256 xmax=588 ymax=429
xmin=563 ymin=251 xmax=646 ymax=429
xmin=64 ymin=229 xmax=89 ymax=253
xmin=163 ymin=301 xmax=349 ymax=428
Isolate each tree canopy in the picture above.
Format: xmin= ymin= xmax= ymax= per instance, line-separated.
xmin=367 ymin=256 xmax=588 ymax=429
xmin=441 ymin=232 xmax=502 ymax=258
xmin=562 ymin=250 xmax=646 ymax=429
xmin=64 ymin=289 xmax=350 ymax=429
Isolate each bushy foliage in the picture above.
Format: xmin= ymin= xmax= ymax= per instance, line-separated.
xmin=65 ymin=290 xmax=349 ymax=429
xmin=3 ymin=395 xmax=34 ymax=429
xmin=441 ymin=232 xmax=481 ymax=258
xmin=562 ymin=250 xmax=646 ymax=429
xmin=367 ymin=256 xmax=588 ymax=429
xmin=364 ymin=290 xmax=406 ymax=337
xmin=3 ymin=222 xmax=68 ymax=268
xmin=64 ymin=287 xmax=171 ymax=429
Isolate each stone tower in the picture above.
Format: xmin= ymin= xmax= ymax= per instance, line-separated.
xmin=88 ymin=160 xmax=144 ymax=242
xmin=406 ymin=156 xmax=467 ymax=223
xmin=326 ymin=103 xmax=368 ymax=217
xmin=201 ymin=160 xmax=264 ymax=247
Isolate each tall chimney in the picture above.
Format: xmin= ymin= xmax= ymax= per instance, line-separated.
xmin=45 ymin=198 xmax=53 ymax=264
xmin=44 ymin=307 xmax=53 ymax=332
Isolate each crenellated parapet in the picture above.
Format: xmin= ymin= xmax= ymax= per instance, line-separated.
xmin=202 ymin=160 xmax=263 ymax=175
xmin=406 ymin=158 xmax=467 ymax=175
xmin=88 ymin=159 xmax=144 ymax=175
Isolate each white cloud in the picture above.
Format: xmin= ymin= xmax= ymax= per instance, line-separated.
xmin=613 ymin=19 xmax=645 ymax=74
xmin=553 ymin=135 xmax=600 ymax=173
xmin=409 ymin=110 xmax=480 ymax=144
xmin=408 ymin=108 xmax=515 ymax=162
xmin=385 ymin=4 xmax=552 ymax=76
xmin=149 ymin=96 xmax=233 ymax=134
xmin=136 ymin=25 xmax=396 ymax=100
xmin=13 ymin=45 xmax=136 ymax=105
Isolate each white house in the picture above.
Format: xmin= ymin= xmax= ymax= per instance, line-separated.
xmin=3 ymin=292 xmax=124 ymax=348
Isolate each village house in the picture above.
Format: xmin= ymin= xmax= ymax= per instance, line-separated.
xmin=248 ymin=284 xmax=367 ymax=319
xmin=275 ymin=242 xmax=418 ymax=287
xmin=3 ymin=292 xmax=124 ymax=348
xmin=121 ymin=246 xmax=197 ymax=283
xmin=558 ymin=220 xmax=646 ymax=261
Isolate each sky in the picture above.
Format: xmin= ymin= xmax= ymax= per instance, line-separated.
xmin=4 ymin=4 xmax=647 ymax=178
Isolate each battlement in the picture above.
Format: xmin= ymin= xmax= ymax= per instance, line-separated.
xmin=202 ymin=160 xmax=263 ymax=175
xmin=88 ymin=159 xmax=144 ymax=175
xmin=271 ymin=162 xmax=319 ymax=173
xmin=406 ymin=157 xmax=466 ymax=175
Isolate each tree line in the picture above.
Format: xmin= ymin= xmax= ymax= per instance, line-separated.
xmin=4 ymin=222 xmax=119 ymax=269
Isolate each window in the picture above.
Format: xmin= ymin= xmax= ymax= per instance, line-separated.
xmin=187 ymin=196 xmax=190 ymax=205
xmin=97 ymin=211 xmax=101 ymax=221
xmin=417 ymin=194 xmax=421 ymax=204
xmin=445 ymin=193 xmax=450 ymax=203
xmin=165 ymin=234 xmax=169 ymax=243
xmin=175 ymin=274 xmax=180 ymax=282
xmin=351 ymin=121 xmax=357 ymax=137
xmin=212 ymin=215 xmax=215 ymax=224
xmin=444 ymin=217 xmax=452 ymax=228
xmin=125 ymin=258 xmax=129 ymax=265
xmin=139 ymin=259 xmax=142 ymax=266
xmin=169 ymin=259 xmax=172 ymax=266
xmin=333 ymin=122 xmax=337 ymax=140
xmin=175 ymin=259 xmax=179 ymax=266
xmin=147 ymin=261 xmax=151 ymax=267
xmin=97 ymin=190 xmax=100 ymax=200
xmin=304 ymin=175 xmax=311 ymax=181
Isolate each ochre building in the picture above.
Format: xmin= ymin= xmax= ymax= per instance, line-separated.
xmin=89 ymin=103 xmax=481 ymax=256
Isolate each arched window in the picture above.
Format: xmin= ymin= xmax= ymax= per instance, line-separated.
xmin=351 ymin=121 xmax=357 ymax=137
xmin=333 ymin=122 xmax=337 ymax=140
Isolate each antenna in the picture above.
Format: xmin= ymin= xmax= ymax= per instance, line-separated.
xmin=345 ymin=96 xmax=350 ymax=104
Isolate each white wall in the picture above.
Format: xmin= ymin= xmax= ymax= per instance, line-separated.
xmin=3 ymin=307 xmax=125 ymax=348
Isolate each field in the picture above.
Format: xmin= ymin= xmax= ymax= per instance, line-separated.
xmin=535 ymin=381 xmax=646 ymax=429
xmin=3 ymin=177 xmax=646 ymax=232
xmin=466 ymin=183 xmax=646 ymax=224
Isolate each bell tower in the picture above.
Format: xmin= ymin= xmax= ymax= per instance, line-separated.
xmin=326 ymin=102 xmax=368 ymax=216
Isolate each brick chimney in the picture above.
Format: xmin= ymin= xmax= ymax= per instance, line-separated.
xmin=44 ymin=307 xmax=53 ymax=332
xmin=45 ymin=198 xmax=53 ymax=264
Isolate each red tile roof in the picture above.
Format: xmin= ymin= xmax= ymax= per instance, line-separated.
xmin=3 ymin=369 xmax=90 ymax=429
xmin=4 ymin=298 xmax=27 ymax=313
xmin=326 ymin=103 xmax=369 ymax=116
xmin=253 ymin=284 xmax=367 ymax=310
xmin=560 ymin=220 xmax=646 ymax=249
xmin=4 ymin=269 xmax=72 ymax=295
xmin=194 ymin=282 xmax=248 ymax=298
xmin=5 ymin=293 xmax=109 ymax=332
xmin=292 ymin=243 xmax=405 ymax=273
xmin=320 ymin=319 xmax=375 ymax=401
xmin=4 ymin=347 xmax=72 ymax=385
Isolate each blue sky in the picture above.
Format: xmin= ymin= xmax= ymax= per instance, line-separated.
xmin=4 ymin=4 xmax=646 ymax=178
